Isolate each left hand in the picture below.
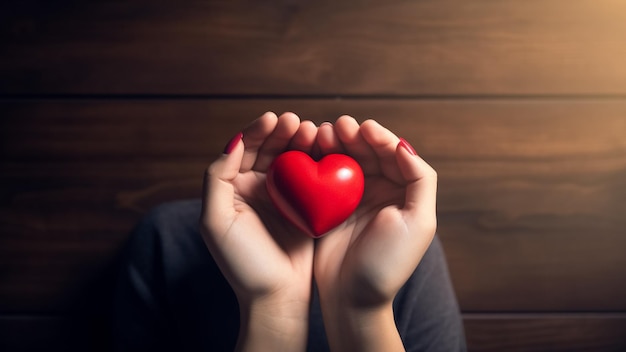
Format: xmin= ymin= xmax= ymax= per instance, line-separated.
xmin=313 ymin=116 xmax=438 ymax=351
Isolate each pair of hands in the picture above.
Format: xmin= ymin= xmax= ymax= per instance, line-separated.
xmin=200 ymin=112 xmax=438 ymax=352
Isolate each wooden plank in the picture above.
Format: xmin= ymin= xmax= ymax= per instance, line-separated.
xmin=1 ymin=99 xmax=626 ymax=313
xmin=464 ymin=314 xmax=626 ymax=352
xmin=0 ymin=314 xmax=624 ymax=352
xmin=3 ymin=99 xmax=626 ymax=160
xmin=2 ymin=1 xmax=626 ymax=95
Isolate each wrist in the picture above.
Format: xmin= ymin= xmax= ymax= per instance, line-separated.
xmin=320 ymin=296 xmax=404 ymax=352
xmin=236 ymin=294 xmax=310 ymax=352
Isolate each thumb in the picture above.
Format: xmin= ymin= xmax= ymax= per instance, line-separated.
xmin=201 ymin=132 xmax=245 ymax=238
xmin=396 ymin=138 xmax=438 ymax=236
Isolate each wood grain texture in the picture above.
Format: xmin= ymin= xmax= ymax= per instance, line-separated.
xmin=2 ymin=0 xmax=626 ymax=95
xmin=2 ymin=99 xmax=625 ymax=314
xmin=464 ymin=314 xmax=626 ymax=352
xmin=2 ymin=1 xmax=624 ymax=350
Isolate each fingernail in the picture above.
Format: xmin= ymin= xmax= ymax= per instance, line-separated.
xmin=398 ymin=138 xmax=417 ymax=156
xmin=223 ymin=132 xmax=243 ymax=154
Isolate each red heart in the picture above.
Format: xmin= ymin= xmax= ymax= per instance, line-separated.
xmin=266 ymin=151 xmax=364 ymax=237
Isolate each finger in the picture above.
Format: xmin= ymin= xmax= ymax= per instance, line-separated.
xmin=201 ymin=134 xmax=245 ymax=240
xmin=252 ymin=112 xmax=301 ymax=171
xmin=240 ymin=112 xmax=278 ymax=172
xmin=359 ymin=119 xmax=404 ymax=183
xmin=396 ymin=139 xmax=438 ymax=236
xmin=316 ymin=122 xmax=344 ymax=155
xmin=334 ymin=115 xmax=380 ymax=175
xmin=288 ymin=120 xmax=318 ymax=154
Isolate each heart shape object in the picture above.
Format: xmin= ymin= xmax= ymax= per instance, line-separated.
xmin=266 ymin=150 xmax=364 ymax=238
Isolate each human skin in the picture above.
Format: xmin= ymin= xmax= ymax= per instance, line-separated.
xmin=200 ymin=113 xmax=437 ymax=352
xmin=200 ymin=112 xmax=316 ymax=352
xmin=313 ymin=116 xmax=438 ymax=352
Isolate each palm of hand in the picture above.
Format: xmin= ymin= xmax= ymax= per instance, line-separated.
xmin=314 ymin=175 xmax=418 ymax=306
xmin=217 ymin=170 xmax=314 ymax=299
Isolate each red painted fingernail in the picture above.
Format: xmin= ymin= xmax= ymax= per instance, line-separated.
xmin=223 ymin=132 xmax=243 ymax=154
xmin=398 ymin=138 xmax=417 ymax=156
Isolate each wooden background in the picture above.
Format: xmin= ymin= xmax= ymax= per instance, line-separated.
xmin=2 ymin=1 xmax=626 ymax=350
